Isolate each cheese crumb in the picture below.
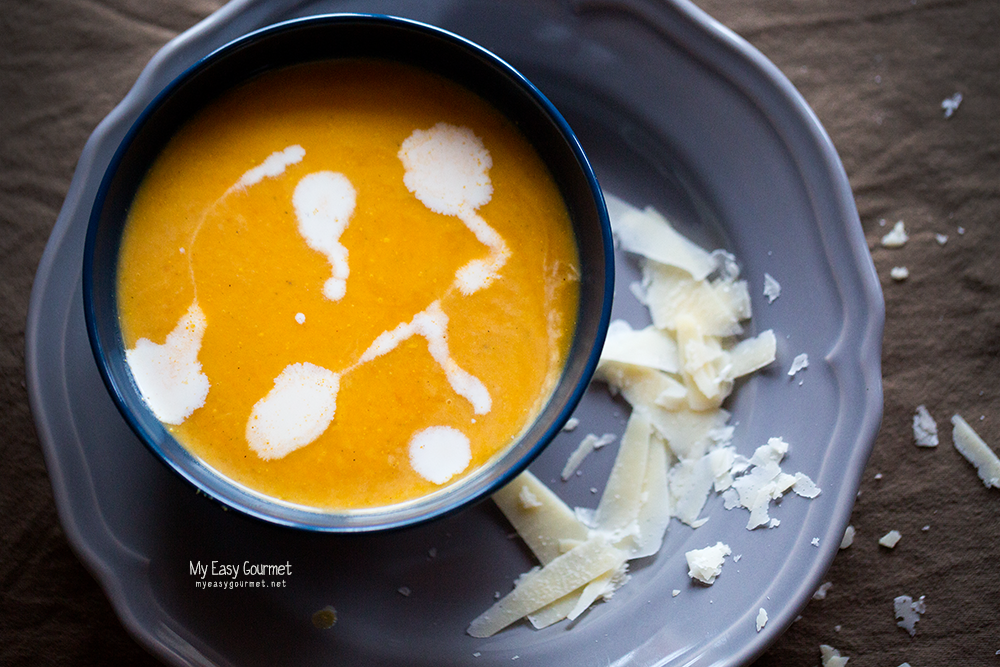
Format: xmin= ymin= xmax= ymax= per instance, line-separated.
xmin=890 ymin=266 xmax=909 ymax=281
xmin=561 ymin=433 xmax=616 ymax=480
xmin=951 ymin=413 xmax=1000 ymax=488
xmin=820 ymin=644 xmax=849 ymax=667
xmin=672 ymin=589 xmax=680 ymax=597
xmin=763 ymin=273 xmax=781 ymax=303
xmin=563 ymin=417 xmax=580 ymax=432
xmin=881 ymin=221 xmax=909 ymax=247
xmin=755 ymin=607 xmax=768 ymax=632
xmin=935 ymin=233 xmax=949 ymax=245
xmin=894 ymin=594 xmax=925 ymax=635
xmin=788 ymin=353 xmax=809 ymax=377
xmin=840 ymin=525 xmax=855 ymax=549
xmin=811 ymin=537 xmax=820 ymax=547
xmin=813 ymin=582 xmax=833 ymax=600
xmin=913 ymin=405 xmax=939 ymax=447
xmin=518 ymin=485 xmax=543 ymax=510
xmin=941 ymin=92 xmax=963 ymax=118
xmin=685 ymin=542 xmax=731 ymax=585
xmin=879 ymin=530 xmax=902 ymax=548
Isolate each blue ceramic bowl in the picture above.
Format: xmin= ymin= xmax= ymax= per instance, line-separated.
xmin=83 ymin=14 xmax=613 ymax=532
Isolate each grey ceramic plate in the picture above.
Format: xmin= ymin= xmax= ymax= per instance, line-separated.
xmin=25 ymin=1 xmax=884 ymax=666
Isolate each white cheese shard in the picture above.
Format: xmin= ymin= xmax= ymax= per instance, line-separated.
xmin=879 ymin=530 xmax=902 ymax=548
xmin=951 ymin=413 xmax=1000 ymax=488
xmin=755 ymin=607 xmax=768 ymax=632
xmin=913 ymin=405 xmax=939 ymax=447
xmin=787 ymin=353 xmax=809 ymax=377
xmin=561 ymin=433 xmax=616 ymax=480
xmin=935 ymin=233 xmax=949 ymax=245
xmin=890 ymin=266 xmax=909 ymax=281
xmin=493 ymin=471 xmax=589 ymax=565
xmin=813 ymin=582 xmax=833 ymax=600
xmin=466 ymin=535 xmax=624 ymax=637
xmin=685 ymin=541 xmax=731 ymax=584
xmin=728 ymin=439 xmax=799 ymax=529
xmin=630 ymin=435 xmax=672 ymax=558
xmin=763 ymin=273 xmax=781 ymax=303
xmin=600 ymin=320 xmax=679 ymax=373
xmin=518 ymin=485 xmax=542 ymax=510
xmin=604 ymin=194 xmax=717 ymax=280
xmin=820 ymin=644 xmax=850 ymax=667
xmin=881 ymin=221 xmax=909 ymax=247
xmin=894 ymin=594 xmax=926 ymax=636
xmin=840 ymin=525 xmax=855 ymax=549
xmin=727 ymin=330 xmax=777 ymax=379
xmin=643 ymin=263 xmax=750 ymax=337
xmin=941 ymin=92 xmax=962 ymax=118
xmin=792 ymin=472 xmax=821 ymax=498
xmin=594 ymin=413 xmax=650 ymax=536
xmin=563 ymin=417 xmax=580 ymax=432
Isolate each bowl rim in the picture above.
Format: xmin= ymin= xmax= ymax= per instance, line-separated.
xmin=81 ymin=12 xmax=615 ymax=533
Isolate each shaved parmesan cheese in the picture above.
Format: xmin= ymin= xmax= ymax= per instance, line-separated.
xmin=594 ymin=412 xmax=651 ymax=538
xmin=792 ymin=472 xmax=821 ymax=498
xmin=561 ymin=433 xmax=616 ymax=480
xmin=756 ymin=607 xmax=768 ymax=632
xmin=941 ymin=92 xmax=962 ymax=118
xmin=643 ymin=262 xmax=749 ymax=337
xmin=563 ymin=417 xmax=579 ymax=432
xmin=685 ymin=542 xmax=731 ymax=584
xmin=820 ymin=644 xmax=850 ymax=667
xmin=813 ymin=582 xmax=833 ymax=600
xmin=605 ymin=195 xmax=717 ymax=280
xmin=467 ymin=535 xmax=624 ymax=637
xmin=787 ymin=353 xmax=809 ymax=377
xmin=894 ymin=594 xmax=925 ymax=636
xmin=840 ymin=525 xmax=855 ymax=549
xmin=879 ymin=530 xmax=902 ymax=548
xmin=881 ymin=221 xmax=908 ymax=247
xmin=951 ymin=413 xmax=1000 ymax=488
xmin=595 ymin=360 xmax=688 ymax=411
xmin=763 ymin=273 xmax=781 ymax=303
xmin=727 ymin=330 xmax=777 ymax=379
xmin=913 ymin=405 xmax=939 ymax=447
xmin=630 ymin=436 xmax=672 ymax=558
xmin=493 ymin=471 xmax=588 ymax=565
xmin=600 ymin=320 xmax=679 ymax=373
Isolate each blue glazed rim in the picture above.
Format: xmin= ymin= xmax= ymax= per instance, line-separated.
xmin=82 ymin=13 xmax=614 ymax=533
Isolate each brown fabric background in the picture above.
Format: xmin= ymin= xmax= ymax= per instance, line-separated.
xmin=2 ymin=0 xmax=997 ymax=665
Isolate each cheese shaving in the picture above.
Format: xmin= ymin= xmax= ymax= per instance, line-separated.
xmin=820 ymin=644 xmax=850 ymax=667
xmin=685 ymin=541 xmax=731 ymax=584
xmin=881 ymin=220 xmax=908 ymax=247
xmin=879 ymin=530 xmax=902 ymax=548
xmin=951 ymin=413 xmax=1000 ymax=488
xmin=755 ymin=607 xmax=768 ymax=632
xmin=561 ymin=433 xmax=616 ymax=480
xmin=763 ymin=273 xmax=781 ymax=303
xmin=913 ymin=405 xmax=939 ymax=447
xmin=894 ymin=594 xmax=925 ymax=636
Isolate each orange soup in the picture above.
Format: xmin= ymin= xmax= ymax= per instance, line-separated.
xmin=117 ymin=60 xmax=580 ymax=510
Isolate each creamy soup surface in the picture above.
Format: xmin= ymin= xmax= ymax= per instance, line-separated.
xmin=117 ymin=60 xmax=581 ymax=510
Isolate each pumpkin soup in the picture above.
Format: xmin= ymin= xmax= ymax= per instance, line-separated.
xmin=117 ymin=60 xmax=580 ymax=510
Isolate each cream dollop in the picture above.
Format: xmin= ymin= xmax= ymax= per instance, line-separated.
xmin=125 ymin=301 xmax=209 ymax=425
xmin=408 ymin=426 xmax=472 ymax=484
xmin=246 ymin=362 xmax=340 ymax=460
xmin=293 ymin=171 xmax=356 ymax=301
xmin=399 ymin=123 xmax=509 ymax=295
xmin=359 ymin=301 xmax=491 ymax=414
